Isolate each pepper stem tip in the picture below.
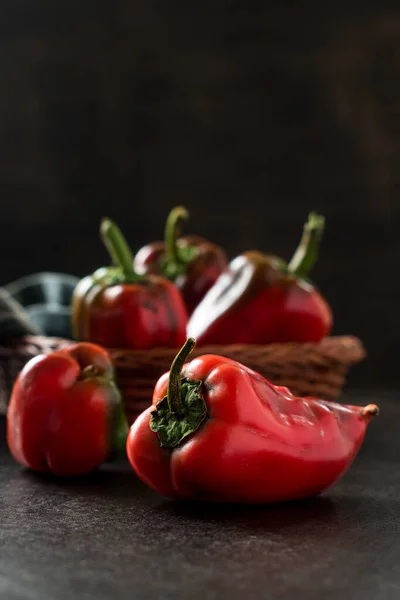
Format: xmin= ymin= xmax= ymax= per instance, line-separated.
xmin=100 ymin=216 xmax=137 ymax=280
xmin=100 ymin=216 xmax=113 ymax=236
xmin=361 ymin=404 xmax=379 ymax=419
xmin=306 ymin=212 xmax=325 ymax=233
xmin=288 ymin=211 xmax=326 ymax=279
xmin=165 ymin=206 xmax=190 ymax=264
xmin=170 ymin=206 xmax=189 ymax=221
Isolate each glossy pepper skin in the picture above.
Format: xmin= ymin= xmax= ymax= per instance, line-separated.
xmin=127 ymin=339 xmax=378 ymax=504
xmin=187 ymin=213 xmax=332 ymax=346
xmin=72 ymin=218 xmax=188 ymax=349
xmin=7 ymin=342 xmax=128 ymax=477
xmin=134 ymin=207 xmax=228 ymax=315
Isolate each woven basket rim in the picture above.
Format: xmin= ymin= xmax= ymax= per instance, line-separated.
xmin=111 ymin=334 xmax=365 ymax=358
xmin=2 ymin=334 xmax=366 ymax=366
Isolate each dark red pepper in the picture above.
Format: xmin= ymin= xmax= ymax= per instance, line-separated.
xmin=134 ymin=207 xmax=228 ymax=315
xmin=72 ymin=219 xmax=188 ymax=349
xmin=126 ymin=339 xmax=378 ymax=503
xmin=7 ymin=342 xmax=128 ymax=477
xmin=187 ymin=213 xmax=332 ymax=345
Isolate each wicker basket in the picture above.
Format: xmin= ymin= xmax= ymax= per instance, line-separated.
xmin=0 ymin=335 xmax=365 ymax=423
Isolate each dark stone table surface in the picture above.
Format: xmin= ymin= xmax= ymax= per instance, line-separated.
xmin=0 ymin=390 xmax=399 ymax=600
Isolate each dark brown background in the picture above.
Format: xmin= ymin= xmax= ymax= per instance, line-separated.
xmin=0 ymin=2 xmax=398 ymax=385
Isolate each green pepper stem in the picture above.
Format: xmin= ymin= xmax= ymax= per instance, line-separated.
xmin=100 ymin=218 xmax=138 ymax=281
xmin=165 ymin=206 xmax=189 ymax=264
xmin=167 ymin=338 xmax=196 ymax=413
xmin=287 ymin=212 xmax=325 ymax=279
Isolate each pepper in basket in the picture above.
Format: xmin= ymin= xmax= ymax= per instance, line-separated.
xmin=72 ymin=218 xmax=188 ymax=349
xmin=134 ymin=206 xmax=228 ymax=315
xmin=188 ymin=212 xmax=333 ymax=345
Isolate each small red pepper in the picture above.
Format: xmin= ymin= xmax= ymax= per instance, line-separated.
xmin=127 ymin=339 xmax=378 ymax=503
xmin=187 ymin=213 xmax=332 ymax=345
xmin=72 ymin=218 xmax=188 ymax=349
xmin=134 ymin=207 xmax=228 ymax=315
xmin=7 ymin=342 xmax=128 ymax=477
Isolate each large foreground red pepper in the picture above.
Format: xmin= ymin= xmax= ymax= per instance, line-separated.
xmin=7 ymin=343 xmax=128 ymax=477
xmin=134 ymin=207 xmax=228 ymax=315
xmin=127 ymin=339 xmax=378 ymax=503
xmin=187 ymin=213 xmax=332 ymax=345
xmin=72 ymin=218 xmax=188 ymax=349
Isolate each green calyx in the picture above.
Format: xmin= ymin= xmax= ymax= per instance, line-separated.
xmin=150 ymin=378 xmax=206 ymax=448
xmin=161 ymin=207 xmax=200 ymax=280
xmin=100 ymin=218 xmax=144 ymax=284
xmin=287 ymin=212 xmax=325 ymax=279
xmin=150 ymin=338 xmax=207 ymax=448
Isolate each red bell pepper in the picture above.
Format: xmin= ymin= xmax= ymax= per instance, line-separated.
xmin=7 ymin=342 xmax=128 ymax=477
xmin=72 ymin=218 xmax=188 ymax=349
xmin=134 ymin=207 xmax=228 ymax=315
xmin=187 ymin=213 xmax=332 ymax=345
xmin=127 ymin=339 xmax=378 ymax=503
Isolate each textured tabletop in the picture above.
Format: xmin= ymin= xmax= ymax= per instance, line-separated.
xmin=0 ymin=390 xmax=398 ymax=600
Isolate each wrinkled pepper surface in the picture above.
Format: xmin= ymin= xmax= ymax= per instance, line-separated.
xmin=134 ymin=207 xmax=228 ymax=315
xmin=127 ymin=339 xmax=378 ymax=503
xmin=187 ymin=213 xmax=332 ymax=346
xmin=72 ymin=218 xmax=188 ymax=349
xmin=7 ymin=343 xmax=128 ymax=477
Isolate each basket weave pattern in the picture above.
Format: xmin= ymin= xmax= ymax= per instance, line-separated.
xmin=0 ymin=335 xmax=365 ymax=423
